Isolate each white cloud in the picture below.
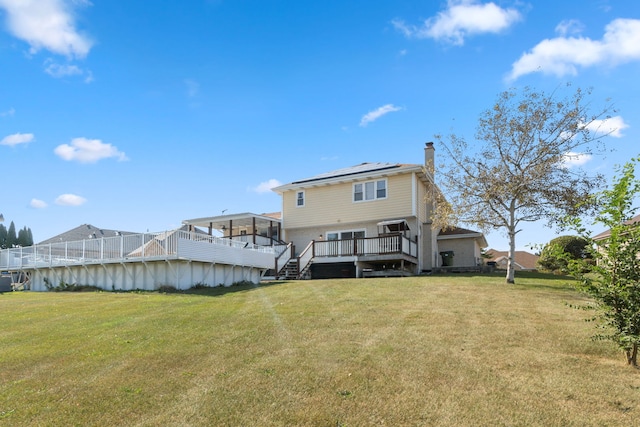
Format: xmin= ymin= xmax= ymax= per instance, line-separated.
xmin=360 ymin=104 xmax=402 ymax=127
xmin=30 ymin=198 xmax=47 ymax=209
xmin=55 ymin=193 xmax=87 ymax=206
xmin=1 ymin=132 xmax=34 ymax=146
xmin=44 ymin=61 xmax=79 ymax=76
xmin=251 ymin=179 xmax=282 ymax=194
xmin=508 ymin=18 xmax=640 ymax=80
xmin=82 ymin=69 xmax=94 ymax=83
xmin=392 ymin=20 xmax=413 ymax=38
xmin=0 ymin=0 xmax=93 ymax=58
xmin=392 ymin=0 xmax=522 ymax=45
xmin=0 ymin=107 xmax=15 ymax=117
xmin=555 ymin=19 xmax=584 ymax=37
xmin=43 ymin=60 xmax=93 ymax=82
xmin=54 ymin=137 xmax=128 ymax=163
xmin=582 ymin=116 xmax=629 ymax=138
xmin=562 ymin=152 xmax=592 ymax=168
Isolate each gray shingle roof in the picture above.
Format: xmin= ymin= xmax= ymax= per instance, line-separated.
xmin=592 ymin=213 xmax=640 ymax=240
xmin=291 ymin=162 xmax=403 ymax=184
xmin=38 ymin=224 xmax=138 ymax=245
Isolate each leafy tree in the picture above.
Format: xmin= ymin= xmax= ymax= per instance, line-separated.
xmin=0 ymin=225 xmax=6 ymax=249
xmin=6 ymin=221 xmax=17 ymax=248
xmin=566 ymin=157 xmax=640 ymax=367
xmin=434 ymin=85 xmax=613 ymax=283
xmin=0 ymin=221 xmax=34 ymax=248
xmin=17 ymin=226 xmax=33 ymax=247
xmin=538 ymin=235 xmax=590 ymax=273
xmin=17 ymin=227 xmax=27 ymax=247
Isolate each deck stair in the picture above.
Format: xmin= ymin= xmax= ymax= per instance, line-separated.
xmin=278 ymin=257 xmax=313 ymax=280
xmin=280 ymin=259 xmax=299 ymax=280
xmin=298 ymin=260 xmax=312 ymax=279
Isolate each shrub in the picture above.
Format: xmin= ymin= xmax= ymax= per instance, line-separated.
xmin=537 ymin=235 xmax=591 ymax=273
xmin=43 ymin=277 xmax=101 ymax=292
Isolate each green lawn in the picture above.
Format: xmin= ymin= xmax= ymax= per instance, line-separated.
xmin=1 ymin=273 xmax=639 ymax=426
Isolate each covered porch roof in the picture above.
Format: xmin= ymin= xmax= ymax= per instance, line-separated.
xmin=376 ymin=218 xmax=413 ymax=237
xmin=182 ymin=212 xmax=281 ymax=235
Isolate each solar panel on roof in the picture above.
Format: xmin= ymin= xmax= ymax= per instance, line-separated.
xmin=292 ymin=162 xmax=401 ymax=184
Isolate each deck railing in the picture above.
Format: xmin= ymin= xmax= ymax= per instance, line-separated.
xmin=229 ymin=234 xmax=283 ymax=247
xmin=279 ymin=235 xmax=417 ymax=279
xmin=0 ymin=230 xmax=276 ymax=270
xmin=274 ymin=242 xmax=294 ymax=274
xmin=314 ymin=235 xmax=417 ymax=258
xmin=297 ymin=241 xmax=314 ymax=276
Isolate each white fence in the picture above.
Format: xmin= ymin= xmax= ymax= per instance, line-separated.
xmin=0 ymin=230 xmax=276 ymax=270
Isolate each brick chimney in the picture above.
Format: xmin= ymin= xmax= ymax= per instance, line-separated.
xmin=424 ymin=142 xmax=435 ymax=177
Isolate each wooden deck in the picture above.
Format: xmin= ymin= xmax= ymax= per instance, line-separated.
xmin=276 ymin=234 xmax=418 ymax=279
xmin=0 ymin=230 xmax=277 ymax=291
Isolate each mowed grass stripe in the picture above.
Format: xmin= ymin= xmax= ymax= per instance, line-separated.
xmin=1 ymin=274 xmax=638 ymax=426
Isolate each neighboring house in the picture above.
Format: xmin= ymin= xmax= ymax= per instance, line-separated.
xmin=591 ymin=214 xmax=640 ymax=264
xmin=38 ymin=224 xmax=137 ymax=245
xmin=592 ymin=214 xmax=640 ymax=241
xmin=37 ymin=224 xmax=142 ymax=261
xmin=485 ymin=249 xmax=539 ymax=271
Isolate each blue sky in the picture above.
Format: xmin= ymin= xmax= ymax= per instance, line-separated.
xmin=0 ymin=0 xmax=638 ymax=251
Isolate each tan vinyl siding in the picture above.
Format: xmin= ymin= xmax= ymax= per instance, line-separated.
xmin=417 ymin=174 xmax=427 ymax=224
xmin=438 ymin=238 xmax=482 ymax=268
xmin=283 ymin=173 xmax=415 ymax=230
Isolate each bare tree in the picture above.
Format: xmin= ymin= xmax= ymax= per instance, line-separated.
xmin=434 ymin=85 xmax=614 ymax=283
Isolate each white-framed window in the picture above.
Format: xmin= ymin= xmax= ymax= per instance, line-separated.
xmin=353 ymin=179 xmax=387 ymax=202
xmin=296 ymin=190 xmax=305 ymax=207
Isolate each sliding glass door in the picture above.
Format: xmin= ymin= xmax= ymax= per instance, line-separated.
xmin=326 ymin=230 xmax=365 ymax=255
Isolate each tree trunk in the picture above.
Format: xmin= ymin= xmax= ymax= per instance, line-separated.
xmin=627 ymin=343 xmax=638 ymax=367
xmin=506 ymin=213 xmax=516 ymax=284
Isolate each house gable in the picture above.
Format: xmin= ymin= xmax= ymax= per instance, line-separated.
xmin=274 ymin=163 xmax=430 ymax=231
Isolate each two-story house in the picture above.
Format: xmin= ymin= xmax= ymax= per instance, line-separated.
xmin=270 ymin=143 xmax=487 ymax=279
